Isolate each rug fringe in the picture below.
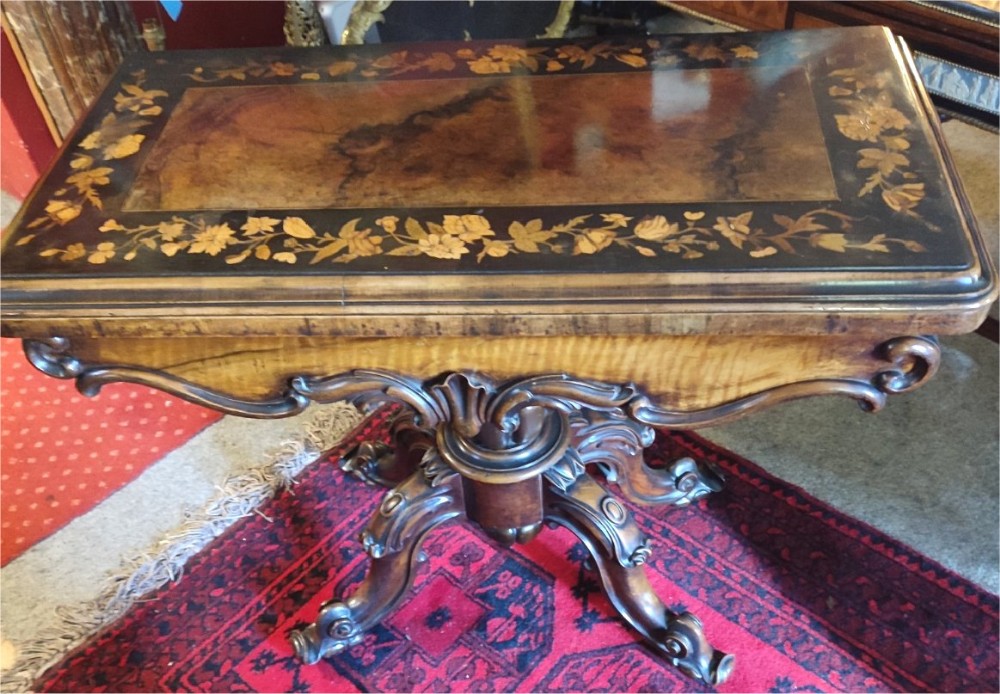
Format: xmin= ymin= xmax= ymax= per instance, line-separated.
xmin=0 ymin=402 xmax=363 ymax=693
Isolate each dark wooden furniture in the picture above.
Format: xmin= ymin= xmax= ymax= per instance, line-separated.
xmin=668 ymin=0 xmax=998 ymax=69
xmin=667 ymin=1 xmax=1000 ymax=123
xmin=1 ymin=27 xmax=995 ymax=684
xmin=1 ymin=0 xmax=142 ymax=141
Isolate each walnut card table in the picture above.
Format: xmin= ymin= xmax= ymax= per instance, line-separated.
xmin=2 ymin=27 xmax=995 ymax=685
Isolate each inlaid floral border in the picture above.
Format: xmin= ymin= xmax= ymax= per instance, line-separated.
xmin=19 ymin=71 xmax=168 ymax=244
xmin=182 ymin=36 xmax=761 ymax=84
xmin=828 ymin=67 xmax=928 ymax=220
xmin=38 ymin=207 xmax=924 ymax=267
xmin=16 ymin=39 xmax=934 ymax=268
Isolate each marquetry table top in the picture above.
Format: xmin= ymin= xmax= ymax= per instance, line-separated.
xmin=1 ymin=26 xmax=995 ymax=338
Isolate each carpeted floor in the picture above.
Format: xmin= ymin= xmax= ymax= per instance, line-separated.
xmin=27 ymin=412 xmax=1000 ymax=693
xmin=0 ymin=339 xmax=222 ymax=566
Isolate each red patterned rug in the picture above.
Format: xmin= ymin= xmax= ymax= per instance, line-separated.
xmin=34 ymin=410 xmax=999 ymax=692
xmin=0 ymin=338 xmax=222 ymax=566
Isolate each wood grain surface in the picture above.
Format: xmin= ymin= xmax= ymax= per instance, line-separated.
xmin=1 ymin=29 xmax=995 ymax=347
xmin=124 ymin=69 xmax=835 ymax=211
xmin=56 ymin=333 xmax=896 ymax=410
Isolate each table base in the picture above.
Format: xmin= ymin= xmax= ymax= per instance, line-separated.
xmin=289 ymin=403 xmax=733 ymax=684
xmin=21 ymin=335 xmax=942 ymax=685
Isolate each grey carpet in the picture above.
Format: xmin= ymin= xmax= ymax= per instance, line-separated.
xmin=706 ymin=332 xmax=998 ymax=591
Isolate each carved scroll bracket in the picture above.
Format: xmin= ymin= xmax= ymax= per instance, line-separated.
xmin=23 ymin=337 xmax=311 ymax=417
xmin=627 ymin=335 xmax=942 ymax=426
xmin=875 ymin=335 xmax=941 ymax=395
xmin=23 ymin=334 xmax=942 ymax=429
xmin=23 ymin=337 xmax=84 ymax=379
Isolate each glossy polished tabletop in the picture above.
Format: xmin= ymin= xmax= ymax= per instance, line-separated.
xmin=1 ymin=26 xmax=995 ymax=337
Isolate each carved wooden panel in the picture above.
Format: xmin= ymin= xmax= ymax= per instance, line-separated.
xmin=1 ymin=0 xmax=141 ymax=140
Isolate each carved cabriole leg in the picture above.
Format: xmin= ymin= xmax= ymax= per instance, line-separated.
xmin=290 ymin=451 xmax=464 ymax=664
xmin=544 ymin=474 xmax=734 ymax=685
xmin=340 ymin=408 xmax=431 ymax=487
xmin=569 ymin=410 xmax=724 ymax=507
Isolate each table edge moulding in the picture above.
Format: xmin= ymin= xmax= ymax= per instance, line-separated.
xmin=1 ymin=26 xmax=996 ymax=685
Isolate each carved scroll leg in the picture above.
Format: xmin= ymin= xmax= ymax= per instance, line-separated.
xmin=339 ymin=440 xmax=395 ymax=486
xmin=544 ymin=473 xmax=733 ymax=685
xmin=290 ymin=453 xmax=463 ymax=664
xmin=571 ymin=412 xmax=724 ymax=507
xmin=340 ymin=409 xmax=431 ymax=487
xmin=654 ymin=456 xmax=725 ymax=507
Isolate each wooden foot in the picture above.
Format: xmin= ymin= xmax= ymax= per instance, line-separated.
xmin=545 ymin=473 xmax=734 ymax=685
xmin=290 ymin=451 xmax=463 ymax=663
xmin=569 ymin=410 xmax=724 ymax=506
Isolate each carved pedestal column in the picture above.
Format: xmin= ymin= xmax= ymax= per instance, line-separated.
xmin=287 ymin=372 xmax=733 ymax=684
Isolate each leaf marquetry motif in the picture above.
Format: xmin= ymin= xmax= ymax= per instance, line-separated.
xmin=828 ymin=68 xmax=928 ymax=224
xmin=26 ymin=71 xmax=168 ymax=232
xmin=19 ymin=40 xmax=936 ymax=267
xmin=41 ymin=207 xmax=925 ymax=267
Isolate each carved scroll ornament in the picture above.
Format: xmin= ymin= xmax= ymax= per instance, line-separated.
xmin=23 ymin=335 xmax=942 ymax=427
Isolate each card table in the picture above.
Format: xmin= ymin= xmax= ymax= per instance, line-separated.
xmin=2 ymin=27 xmax=995 ymax=684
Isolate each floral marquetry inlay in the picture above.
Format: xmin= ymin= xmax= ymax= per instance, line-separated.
xmin=37 ymin=209 xmax=924 ymax=267
xmin=9 ymin=31 xmax=953 ymax=272
xmin=18 ymin=71 xmax=168 ymax=245
xmin=182 ymin=37 xmax=762 ymax=84
xmin=828 ymin=68 xmax=928 ymax=220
